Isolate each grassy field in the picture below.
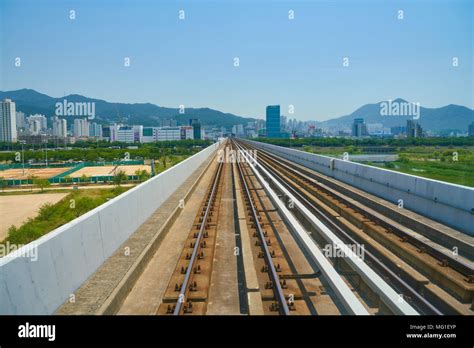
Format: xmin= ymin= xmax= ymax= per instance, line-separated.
xmin=303 ymin=145 xmax=474 ymax=187
xmin=154 ymin=154 xmax=189 ymax=173
xmin=0 ymin=187 xmax=130 ymax=248
xmin=0 ymin=153 xmax=192 ymax=252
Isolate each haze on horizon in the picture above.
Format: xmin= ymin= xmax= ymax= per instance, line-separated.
xmin=0 ymin=0 xmax=472 ymax=121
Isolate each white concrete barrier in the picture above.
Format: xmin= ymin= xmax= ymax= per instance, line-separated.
xmin=0 ymin=142 xmax=220 ymax=314
xmin=244 ymin=139 xmax=474 ymax=235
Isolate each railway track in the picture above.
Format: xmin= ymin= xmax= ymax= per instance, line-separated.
xmin=235 ymin=157 xmax=292 ymax=314
xmin=234 ymin=154 xmax=370 ymax=315
xmin=150 ymin=138 xmax=472 ymax=315
xmin=242 ymin=141 xmax=474 ymax=273
xmin=234 ymin=139 xmax=474 ymax=315
xmin=157 ymin=160 xmax=225 ymax=315
xmin=156 ymin=142 xmax=372 ymax=315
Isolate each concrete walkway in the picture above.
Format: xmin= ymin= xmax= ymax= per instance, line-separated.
xmin=56 ymin=156 xmax=215 ymax=315
xmin=206 ymin=162 xmax=241 ymax=314
xmin=117 ymin=158 xmax=219 ymax=314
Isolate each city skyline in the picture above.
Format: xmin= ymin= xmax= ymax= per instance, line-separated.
xmin=1 ymin=0 xmax=472 ymax=121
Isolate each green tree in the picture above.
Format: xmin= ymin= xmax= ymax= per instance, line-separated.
xmin=74 ymin=197 xmax=96 ymax=217
xmin=63 ymin=175 xmax=73 ymax=184
xmin=398 ymin=154 xmax=410 ymax=163
xmin=33 ymin=178 xmax=51 ymax=192
xmin=134 ymin=169 xmax=150 ymax=183
xmin=80 ymin=174 xmax=90 ymax=185
xmin=113 ymin=169 xmax=127 ymax=186
xmin=37 ymin=203 xmax=55 ymax=220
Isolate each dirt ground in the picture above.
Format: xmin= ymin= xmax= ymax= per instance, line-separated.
xmin=70 ymin=165 xmax=151 ymax=178
xmin=0 ymin=167 xmax=69 ymax=180
xmin=0 ymin=192 xmax=69 ymax=240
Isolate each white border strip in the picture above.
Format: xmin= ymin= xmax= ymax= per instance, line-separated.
xmin=238 ymin=148 xmax=369 ymax=315
xmin=238 ymin=145 xmax=418 ymax=315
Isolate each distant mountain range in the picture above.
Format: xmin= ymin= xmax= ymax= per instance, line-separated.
xmin=317 ymin=98 xmax=474 ymax=133
xmin=0 ymin=89 xmax=257 ymax=128
xmin=1 ymin=89 xmax=473 ymax=133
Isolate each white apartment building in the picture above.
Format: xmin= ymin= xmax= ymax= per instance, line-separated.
xmin=29 ymin=119 xmax=42 ymax=135
xmin=74 ymin=118 xmax=90 ymax=138
xmin=89 ymin=122 xmax=103 ymax=138
xmin=16 ymin=111 xmax=26 ymax=129
xmin=52 ymin=116 xmax=68 ymax=137
xmin=26 ymin=114 xmax=47 ymax=135
xmin=232 ymin=124 xmax=244 ymax=137
xmin=28 ymin=114 xmax=47 ymax=132
xmin=0 ymin=99 xmax=17 ymax=142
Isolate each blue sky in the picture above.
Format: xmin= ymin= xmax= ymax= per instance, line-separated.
xmin=0 ymin=0 xmax=472 ymax=121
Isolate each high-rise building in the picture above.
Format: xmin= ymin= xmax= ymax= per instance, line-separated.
xmin=52 ymin=116 xmax=68 ymax=137
xmin=61 ymin=118 xmax=68 ymax=137
xmin=0 ymin=99 xmax=17 ymax=142
xmin=73 ymin=118 xmax=90 ymax=138
xmin=26 ymin=114 xmax=47 ymax=135
xmin=29 ymin=119 xmax=42 ymax=135
xmin=468 ymin=122 xmax=474 ymax=137
xmin=89 ymin=122 xmax=103 ymax=138
xmin=266 ymin=105 xmax=280 ymax=138
xmin=102 ymin=126 xmax=111 ymax=140
xmin=280 ymin=115 xmax=287 ymax=132
xmin=255 ymin=119 xmax=265 ymax=134
xmin=189 ymin=118 xmax=202 ymax=140
xmin=28 ymin=114 xmax=47 ymax=131
xmin=352 ymin=118 xmax=368 ymax=137
xmin=16 ymin=111 xmax=26 ymax=129
xmin=390 ymin=126 xmax=406 ymax=136
xmin=406 ymin=120 xmax=422 ymax=138
xmin=232 ymin=124 xmax=244 ymax=137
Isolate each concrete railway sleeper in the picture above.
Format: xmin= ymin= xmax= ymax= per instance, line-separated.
xmin=243 ymin=141 xmax=474 ymax=275
xmin=235 ymin=155 xmax=292 ymax=315
xmin=233 ymin=141 xmax=377 ymax=315
xmin=234 ymin=140 xmax=420 ymax=315
xmin=157 ymin=160 xmax=225 ymax=315
xmin=238 ymin=140 xmax=473 ymax=314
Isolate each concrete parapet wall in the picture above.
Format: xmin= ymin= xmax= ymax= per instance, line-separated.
xmin=0 ymin=142 xmax=220 ymax=314
xmin=244 ymin=140 xmax=474 ymax=235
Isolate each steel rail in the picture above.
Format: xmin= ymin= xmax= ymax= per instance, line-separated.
xmin=235 ymin=141 xmax=419 ymax=315
xmin=173 ymin=160 xmax=224 ymax=315
xmin=232 ymin=140 xmax=370 ymax=315
xmin=235 ymin=146 xmax=291 ymax=315
xmin=249 ymin=144 xmax=442 ymax=315
xmin=243 ymin=140 xmax=474 ymax=277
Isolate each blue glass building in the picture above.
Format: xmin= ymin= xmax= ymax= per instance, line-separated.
xmin=266 ymin=105 xmax=280 ymax=138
